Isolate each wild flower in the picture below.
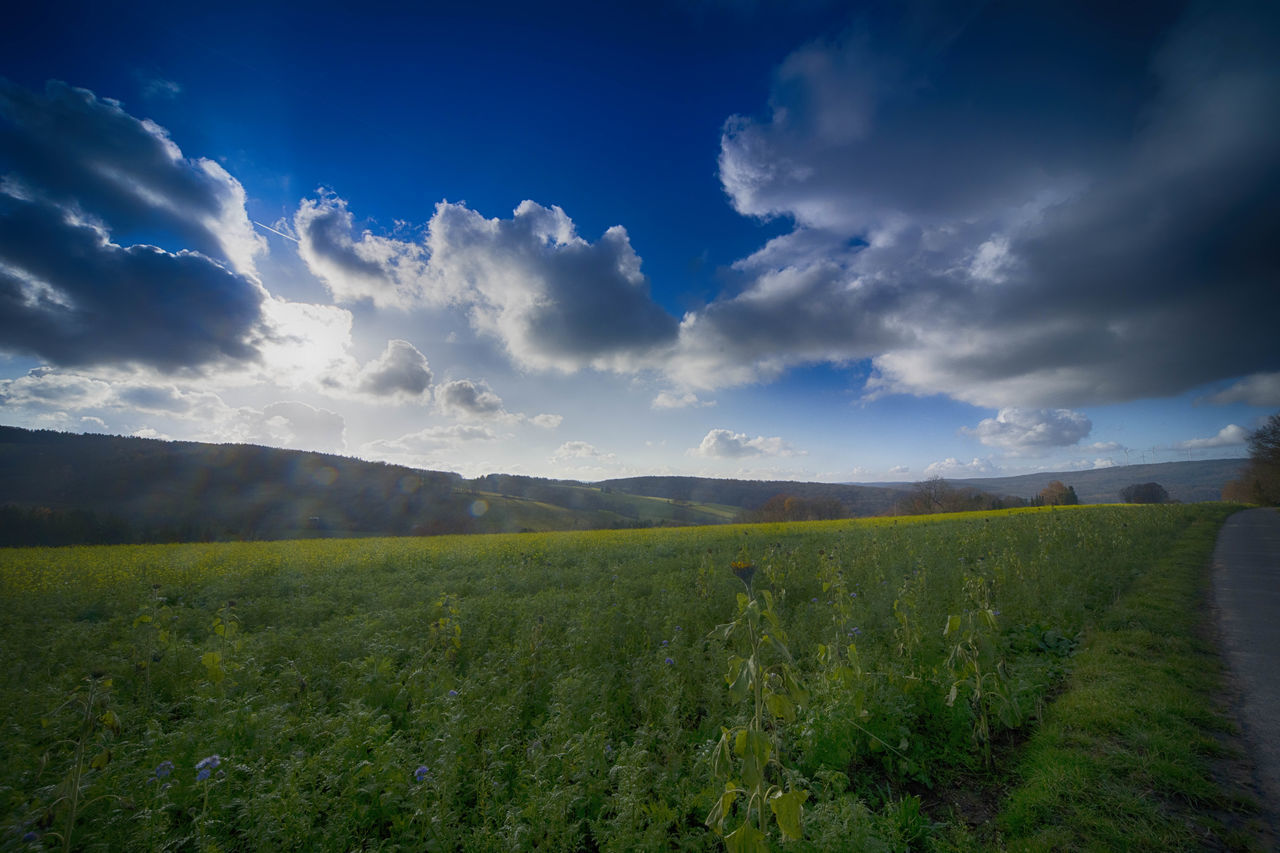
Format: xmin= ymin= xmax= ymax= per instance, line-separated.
xmin=414 ymin=765 xmax=429 ymax=782
xmin=448 ymin=689 xmax=458 ymax=696
xmin=665 ymin=657 xmax=674 ymax=665
xmin=153 ymin=760 xmax=174 ymax=779
xmin=729 ymin=560 xmax=756 ymax=589
xmin=195 ymin=754 xmax=220 ymax=781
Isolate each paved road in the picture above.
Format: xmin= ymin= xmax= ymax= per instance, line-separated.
xmin=1212 ymin=507 xmax=1280 ymax=827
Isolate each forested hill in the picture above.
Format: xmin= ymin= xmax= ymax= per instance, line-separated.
xmin=0 ymin=426 xmax=905 ymax=544
xmin=0 ymin=426 xmax=464 ymax=543
xmin=936 ymin=458 xmax=1246 ymax=505
xmin=597 ymin=476 xmax=906 ymax=517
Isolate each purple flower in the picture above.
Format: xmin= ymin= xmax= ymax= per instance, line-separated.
xmin=665 ymin=657 xmax=674 ymax=665
xmin=414 ymin=765 xmax=429 ymax=782
xmin=196 ymin=768 xmax=211 ymax=782
xmin=661 ymin=639 xmax=668 ymax=646
xmin=448 ymin=689 xmax=458 ymax=696
xmin=195 ymin=754 xmax=221 ymax=771
xmin=154 ymin=760 xmax=174 ymax=779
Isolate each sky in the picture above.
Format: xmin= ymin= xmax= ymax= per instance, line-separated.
xmin=1 ymin=0 xmax=1277 ymax=483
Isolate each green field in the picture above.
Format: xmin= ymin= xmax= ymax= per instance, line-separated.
xmin=0 ymin=504 xmax=1253 ymax=850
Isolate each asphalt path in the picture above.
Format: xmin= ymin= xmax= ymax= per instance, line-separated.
xmin=1212 ymin=507 xmax=1280 ymax=831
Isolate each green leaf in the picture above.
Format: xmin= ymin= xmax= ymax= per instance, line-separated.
xmin=724 ymin=821 xmax=770 ymax=853
xmin=769 ymin=789 xmax=807 ymax=841
xmin=783 ymin=669 xmax=809 ymax=707
xmin=764 ymin=691 xmax=795 ymax=723
xmin=944 ymin=614 xmax=962 ymax=637
xmin=99 ymin=709 xmax=121 ymax=735
xmin=705 ymin=783 xmax=739 ymax=833
xmin=90 ymin=748 xmax=112 ymax=770
xmin=728 ymin=657 xmax=751 ymax=701
xmin=202 ymin=651 xmax=225 ymax=684
xmin=713 ymin=729 xmax=735 ymax=779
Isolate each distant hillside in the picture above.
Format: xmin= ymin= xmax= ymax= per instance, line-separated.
xmin=1 ymin=425 xmax=1247 ymax=546
xmin=0 ymin=427 xmax=745 ymax=544
xmin=597 ymin=475 xmax=907 ymax=517
xmin=936 ymin=458 xmax=1246 ymax=504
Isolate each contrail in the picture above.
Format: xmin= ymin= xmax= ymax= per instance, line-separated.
xmin=252 ymin=220 xmax=299 ymax=242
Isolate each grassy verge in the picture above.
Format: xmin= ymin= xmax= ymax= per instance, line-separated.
xmin=992 ymin=504 xmax=1268 ymax=851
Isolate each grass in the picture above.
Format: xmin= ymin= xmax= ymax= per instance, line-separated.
xmin=994 ymin=503 xmax=1268 ymax=851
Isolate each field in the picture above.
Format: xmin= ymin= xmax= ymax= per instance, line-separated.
xmin=0 ymin=504 xmax=1253 ymax=850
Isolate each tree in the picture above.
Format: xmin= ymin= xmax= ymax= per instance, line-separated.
xmin=1120 ymin=482 xmax=1169 ymax=504
xmin=1223 ymin=413 xmax=1280 ymax=505
xmin=1038 ymin=480 xmax=1079 ymax=506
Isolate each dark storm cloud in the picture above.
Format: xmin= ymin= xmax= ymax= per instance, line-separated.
xmin=0 ymin=193 xmax=264 ymax=369
xmin=696 ymin=0 xmax=1280 ymax=406
xmin=0 ymin=79 xmax=264 ymax=274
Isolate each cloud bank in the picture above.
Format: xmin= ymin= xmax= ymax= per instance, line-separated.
xmin=687 ymin=1 xmax=1280 ymax=407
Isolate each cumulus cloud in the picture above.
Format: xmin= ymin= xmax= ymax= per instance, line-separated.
xmin=923 ymin=457 xmax=999 ymax=478
xmin=294 ymin=192 xmax=430 ymax=308
xmin=691 ymin=428 xmax=799 ymax=458
xmin=677 ymin=1 xmax=1280 ymax=406
xmin=551 ymin=440 xmax=616 ymax=462
xmin=1204 ymin=372 xmax=1280 ymax=407
xmin=424 ymin=200 xmax=679 ymax=372
xmin=0 ymin=80 xmax=270 ymax=372
xmin=0 ymin=79 xmax=265 ymax=276
xmin=529 ymin=413 xmax=563 ymax=429
xmin=652 ymin=390 xmax=714 ymax=409
xmin=435 ymin=378 xmax=507 ymax=419
xmin=1174 ymin=424 xmax=1249 ymax=449
xmin=295 ymin=193 xmax=681 ymax=374
xmin=0 ymin=193 xmax=265 ymax=369
xmin=961 ymin=408 xmax=1092 ymax=452
xmin=355 ymin=339 xmax=432 ymax=401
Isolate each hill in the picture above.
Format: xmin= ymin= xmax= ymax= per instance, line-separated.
xmin=935 ymin=458 xmax=1247 ymax=504
xmin=0 ymin=427 xmax=760 ymax=544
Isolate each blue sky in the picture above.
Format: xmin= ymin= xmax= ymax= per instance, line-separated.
xmin=1 ymin=0 xmax=1277 ymax=482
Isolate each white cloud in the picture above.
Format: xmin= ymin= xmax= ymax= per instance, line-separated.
xmin=0 ymin=365 xmax=347 ymax=452
xmin=292 ymin=193 xmax=681 ymax=375
xmin=1174 ymin=424 xmax=1249 ymax=450
xmin=1085 ymin=441 xmax=1124 ymax=453
xmin=293 ymin=192 xmax=431 ymax=308
xmin=652 ymin=390 xmax=714 ymax=409
xmin=424 ymin=200 xmax=679 ymax=372
xmin=435 ymin=378 xmax=507 ymax=419
xmin=529 ymin=413 xmax=563 ymax=429
xmin=961 ymin=408 xmax=1092 ymax=452
xmin=1204 ymin=372 xmax=1280 ymax=407
xmin=355 ymin=339 xmax=432 ymax=402
xmin=923 ymin=457 xmax=999 ymax=478
xmin=888 ymin=464 xmax=910 ymax=475
xmin=551 ymin=440 xmax=616 ymax=462
xmin=691 ymin=428 xmax=800 ymax=458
